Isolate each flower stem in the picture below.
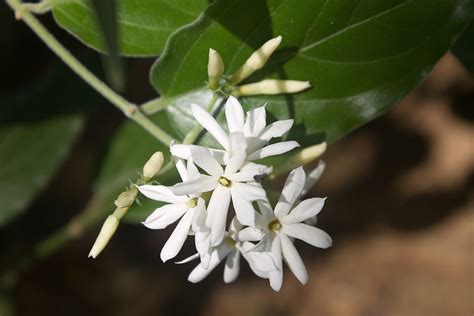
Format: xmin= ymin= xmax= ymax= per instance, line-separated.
xmin=5 ymin=0 xmax=173 ymax=145
xmin=182 ymin=93 xmax=220 ymax=144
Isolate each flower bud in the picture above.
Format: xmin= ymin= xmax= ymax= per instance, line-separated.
xmin=114 ymin=189 xmax=137 ymax=208
xmin=237 ymin=79 xmax=311 ymax=96
xmin=143 ymin=151 xmax=164 ymax=179
xmin=88 ymin=215 xmax=120 ymax=259
xmin=231 ymin=36 xmax=282 ymax=84
xmin=297 ymin=142 xmax=327 ymax=164
xmin=208 ymin=48 xmax=224 ymax=90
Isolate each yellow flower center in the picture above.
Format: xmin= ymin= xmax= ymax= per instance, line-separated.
xmin=218 ymin=176 xmax=232 ymax=187
xmin=186 ymin=197 xmax=198 ymax=208
xmin=268 ymin=219 xmax=282 ymax=232
xmin=225 ymin=237 xmax=237 ymax=247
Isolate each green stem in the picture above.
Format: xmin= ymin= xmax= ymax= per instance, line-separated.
xmin=182 ymin=93 xmax=220 ymax=144
xmin=23 ymin=0 xmax=51 ymax=14
xmin=141 ymin=97 xmax=169 ymax=114
xmin=6 ymin=0 xmax=173 ymax=145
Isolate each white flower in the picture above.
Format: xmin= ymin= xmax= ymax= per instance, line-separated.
xmin=254 ymin=166 xmax=332 ymax=291
xmin=170 ymin=132 xmax=269 ymax=246
xmin=138 ymin=159 xmax=206 ymax=263
xmin=178 ymin=218 xmax=277 ymax=283
xmin=173 ymin=96 xmax=299 ymax=164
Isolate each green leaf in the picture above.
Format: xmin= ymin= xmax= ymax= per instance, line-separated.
xmin=52 ymin=0 xmax=209 ymax=56
xmin=0 ymin=62 xmax=101 ymax=124
xmin=151 ymin=0 xmax=473 ymax=143
xmin=89 ymin=0 xmax=125 ymax=90
xmin=0 ymin=63 xmax=99 ymax=227
xmin=453 ymin=20 xmax=474 ymax=73
xmin=0 ymin=116 xmax=83 ymax=226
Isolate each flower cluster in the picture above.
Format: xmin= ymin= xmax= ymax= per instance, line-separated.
xmin=138 ymin=97 xmax=332 ymax=291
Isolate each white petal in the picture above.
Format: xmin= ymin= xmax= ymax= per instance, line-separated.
xmin=209 ymin=148 xmax=226 ymax=165
xmin=280 ymin=234 xmax=308 ymax=285
xmin=191 ymin=104 xmax=229 ymax=150
xmin=173 ymin=157 xmax=189 ymax=182
xmin=270 ymin=235 xmax=283 ymax=270
xmin=268 ymin=239 xmax=284 ymax=290
xmin=143 ymin=203 xmax=187 ymax=229
xmin=175 ymin=253 xmax=199 ymax=264
xmin=228 ymin=162 xmax=272 ymax=182
xmin=171 ymin=175 xmax=217 ymax=196
xmin=224 ymin=132 xmax=247 ymax=176
xmin=188 ymin=244 xmax=232 ymax=283
xmin=247 ymin=141 xmax=300 ymax=160
xmin=236 ymin=227 xmax=264 ymax=242
xmin=244 ymin=106 xmax=266 ymax=137
xmin=281 ymin=197 xmax=326 ymax=224
xmin=223 ymin=249 xmax=240 ymax=283
xmin=243 ymin=248 xmax=278 ymax=278
xmin=170 ymin=143 xmax=192 ymax=159
xmin=259 ymin=119 xmax=294 ymax=140
xmin=274 ymin=167 xmax=306 ymax=218
xmin=269 ymin=270 xmax=283 ymax=291
xmin=225 ymin=96 xmax=245 ymax=133
xmin=138 ymin=185 xmax=187 ymax=204
xmin=186 ymin=160 xmax=200 ymax=181
xmin=186 ymin=145 xmax=223 ymax=177
xmin=230 ymin=188 xmax=256 ymax=227
xmin=171 ymin=144 xmax=226 ymax=166
xmin=208 ymin=186 xmax=231 ymax=246
xmin=281 ymin=223 xmax=332 ymax=249
xmin=255 ymin=200 xmax=275 ymax=227
xmin=248 ymin=119 xmax=294 ymax=152
xmin=195 ymin=230 xmax=212 ymax=268
xmin=301 ymin=160 xmax=326 ymax=196
xmin=232 ymin=182 xmax=267 ymax=201
xmin=160 ymin=209 xmax=195 ymax=262
xmin=191 ymin=198 xmax=207 ymax=232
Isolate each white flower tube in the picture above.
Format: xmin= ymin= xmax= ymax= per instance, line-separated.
xmin=230 ymin=35 xmax=282 ymax=84
xmin=237 ymin=79 xmax=311 ymax=96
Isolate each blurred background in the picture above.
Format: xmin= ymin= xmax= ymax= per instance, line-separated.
xmin=0 ymin=6 xmax=473 ymax=316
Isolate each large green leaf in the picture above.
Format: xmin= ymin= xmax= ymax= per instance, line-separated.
xmin=51 ymin=0 xmax=209 ymax=56
xmin=89 ymin=0 xmax=125 ymax=90
xmin=0 ymin=62 xmax=99 ymax=227
xmin=453 ymin=20 xmax=474 ymax=73
xmin=0 ymin=116 xmax=83 ymax=226
xmin=151 ymin=0 xmax=473 ymax=143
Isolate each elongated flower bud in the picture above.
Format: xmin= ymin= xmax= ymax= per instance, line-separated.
xmin=88 ymin=215 xmax=120 ymax=259
xmin=143 ymin=151 xmax=164 ymax=180
xmin=231 ymin=36 xmax=282 ymax=84
xmin=297 ymin=142 xmax=327 ymax=164
xmin=237 ymin=79 xmax=311 ymax=96
xmin=208 ymin=48 xmax=224 ymax=90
